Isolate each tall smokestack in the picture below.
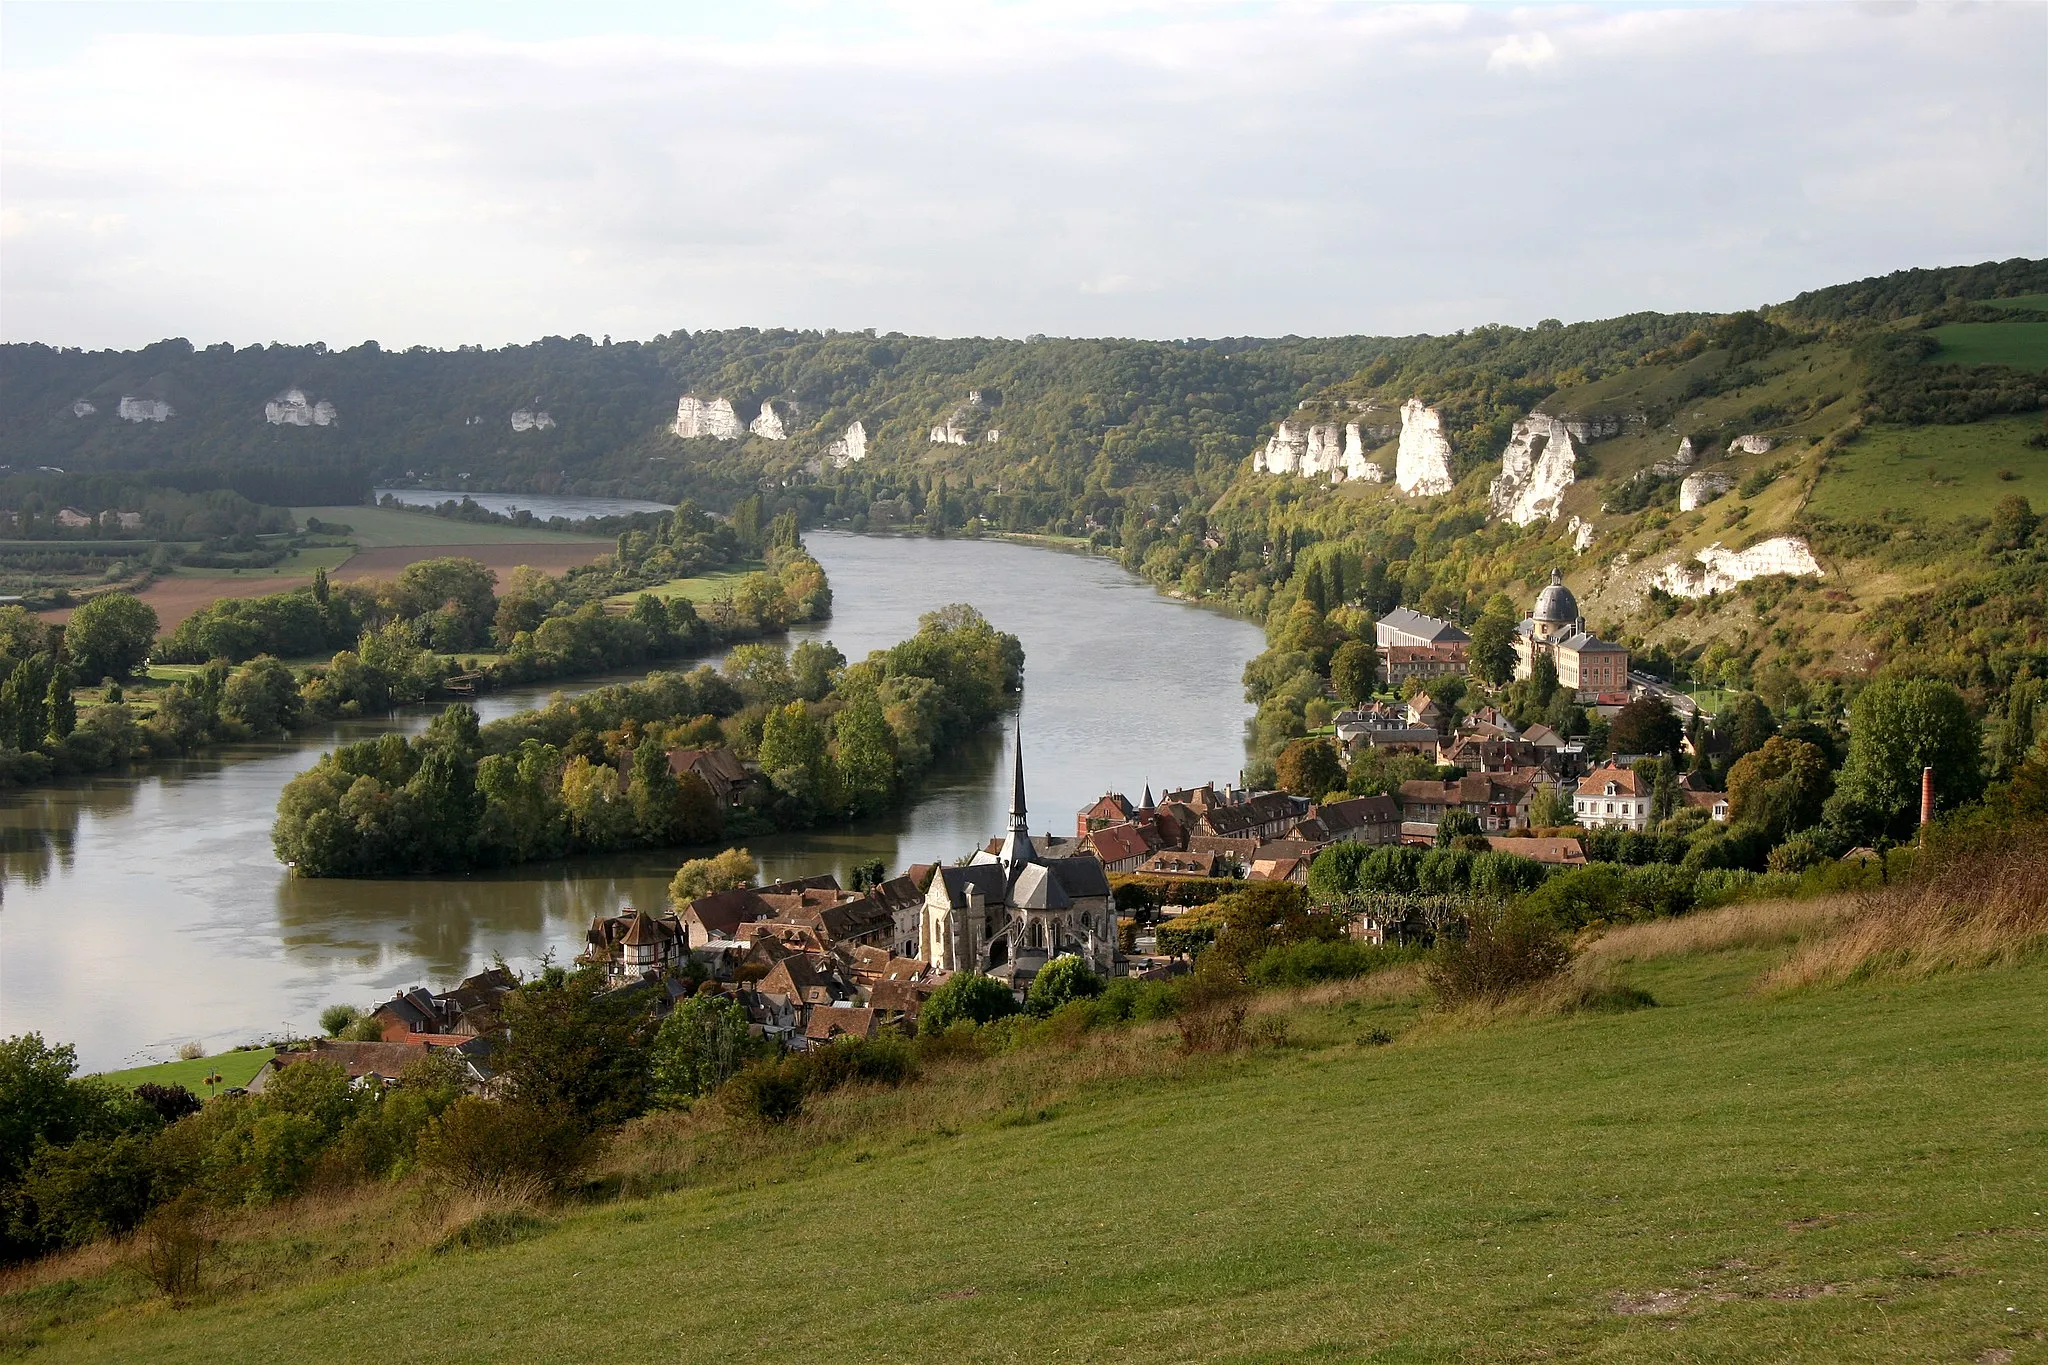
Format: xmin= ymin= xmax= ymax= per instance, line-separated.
xmin=1920 ymin=766 xmax=1935 ymax=829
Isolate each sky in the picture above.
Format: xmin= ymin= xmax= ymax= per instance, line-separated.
xmin=1 ymin=1 xmax=2043 ymax=350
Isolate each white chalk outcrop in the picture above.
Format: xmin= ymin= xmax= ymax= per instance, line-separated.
xmin=825 ymin=420 xmax=868 ymax=468
xmin=1254 ymin=422 xmax=1307 ymax=475
xmin=1341 ymin=423 xmax=1386 ymax=482
xmin=1395 ymin=400 xmax=1455 ymax=496
xmin=1729 ymin=434 xmax=1774 ymax=456
xmin=673 ymin=396 xmax=743 ymax=440
xmin=70 ymin=400 xmax=96 ymax=418
xmin=1678 ymin=471 xmax=1733 ymax=512
xmin=266 ymin=389 xmax=338 ymax=427
xmin=1652 ymin=537 xmax=1824 ymax=598
xmin=510 ymin=408 xmax=555 ymax=433
xmin=1567 ymin=516 xmax=1596 ymax=553
xmin=117 ymin=397 xmax=172 ymax=423
xmin=1488 ymin=414 xmax=1578 ymax=525
xmin=749 ymin=402 xmax=788 ymax=441
xmin=930 ymin=391 xmax=997 ymax=446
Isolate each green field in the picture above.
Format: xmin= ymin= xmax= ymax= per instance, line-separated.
xmin=292 ymin=506 xmax=609 ymax=549
xmin=1804 ymin=412 xmax=2048 ymax=522
xmin=604 ymin=562 xmax=764 ymax=606
xmin=1930 ymin=320 xmax=2048 ymax=371
xmin=21 ymin=930 xmax=2044 ymax=1362
xmin=93 ymin=1048 xmax=274 ymax=1095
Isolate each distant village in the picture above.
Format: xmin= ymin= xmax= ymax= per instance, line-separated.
xmin=258 ymin=572 xmax=1729 ymax=1094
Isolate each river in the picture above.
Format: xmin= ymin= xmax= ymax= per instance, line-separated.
xmin=0 ymin=533 xmax=1265 ymax=1072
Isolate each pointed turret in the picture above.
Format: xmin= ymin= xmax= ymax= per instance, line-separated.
xmin=998 ymin=721 xmax=1037 ymax=872
xmin=1140 ymin=783 xmax=1155 ymax=812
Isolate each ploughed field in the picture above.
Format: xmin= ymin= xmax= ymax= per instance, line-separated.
xmin=14 ymin=907 xmax=2044 ymax=1364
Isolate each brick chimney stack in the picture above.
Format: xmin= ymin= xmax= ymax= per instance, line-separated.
xmin=1920 ymin=765 xmax=1935 ymax=828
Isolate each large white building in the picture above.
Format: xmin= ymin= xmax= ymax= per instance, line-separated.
xmin=1574 ymin=764 xmax=1651 ymax=831
xmin=1513 ymin=571 xmax=1629 ymax=700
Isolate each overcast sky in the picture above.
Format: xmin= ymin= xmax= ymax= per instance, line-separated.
xmin=2 ymin=1 xmax=2042 ymax=350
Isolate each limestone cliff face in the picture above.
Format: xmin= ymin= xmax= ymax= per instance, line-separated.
xmin=1729 ymin=434 xmax=1775 ymax=456
xmin=1395 ymin=400 xmax=1455 ymax=496
xmin=749 ymin=402 xmax=789 ymax=441
xmin=825 ymin=420 xmax=867 ymax=468
xmin=266 ymin=390 xmax=340 ymax=427
xmin=1652 ymin=537 xmax=1823 ymax=598
xmin=673 ymin=396 xmax=743 ymax=440
xmin=1254 ymin=421 xmax=1307 ymax=474
xmin=930 ymin=391 xmax=996 ymax=445
xmin=1568 ymin=515 xmax=1596 ymax=553
xmin=117 ymin=397 xmax=172 ymax=423
xmin=1488 ymin=414 xmax=1577 ymax=525
xmin=1341 ymin=423 xmax=1386 ymax=482
xmin=510 ymin=408 xmax=554 ymax=433
xmin=1678 ymin=471 xmax=1733 ymax=512
xmin=70 ymin=400 xmax=96 ymax=418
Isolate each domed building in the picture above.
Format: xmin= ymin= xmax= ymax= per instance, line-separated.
xmin=1513 ymin=570 xmax=1629 ymax=701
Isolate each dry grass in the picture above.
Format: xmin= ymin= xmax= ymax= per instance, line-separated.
xmin=1578 ymin=895 xmax=1859 ymax=967
xmin=1761 ymin=846 xmax=2048 ymax=990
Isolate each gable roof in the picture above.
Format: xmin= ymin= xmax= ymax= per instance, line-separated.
xmin=1576 ymin=764 xmax=1647 ymax=797
xmin=1084 ymin=821 xmax=1155 ymax=864
xmin=1378 ymin=607 xmax=1471 ymax=645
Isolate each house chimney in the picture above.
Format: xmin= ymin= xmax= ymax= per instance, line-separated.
xmin=1919 ymin=765 xmax=1935 ymax=829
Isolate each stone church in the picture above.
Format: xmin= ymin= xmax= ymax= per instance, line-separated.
xmin=920 ymin=732 xmax=1119 ymax=981
xmin=1512 ymin=570 xmax=1629 ymax=701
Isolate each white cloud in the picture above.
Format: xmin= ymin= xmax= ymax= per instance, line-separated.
xmin=0 ymin=2 xmax=2041 ymax=348
xmin=1488 ymin=32 xmax=1556 ymax=72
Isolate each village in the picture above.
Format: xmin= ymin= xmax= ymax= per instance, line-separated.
xmin=252 ymin=574 xmax=1732 ymax=1096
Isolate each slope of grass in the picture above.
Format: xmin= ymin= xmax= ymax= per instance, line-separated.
xmin=93 ymin=1049 xmax=274 ymax=1095
xmin=1804 ymin=412 xmax=2048 ymax=522
xmin=290 ymin=506 xmax=609 ymax=549
xmin=1931 ymin=320 xmax=2048 ymax=370
xmin=15 ymin=920 xmax=2044 ymax=1363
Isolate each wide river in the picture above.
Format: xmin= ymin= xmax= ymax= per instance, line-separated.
xmin=0 ymin=533 xmax=1264 ymax=1072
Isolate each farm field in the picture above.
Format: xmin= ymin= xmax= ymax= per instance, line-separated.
xmin=1802 ymin=411 xmax=2048 ymax=522
xmin=1930 ymin=320 xmax=2048 ymax=371
xmin=19 ymin=920 xmax=2045 ymax=1363
xmin=292 ymin=506 xmax=611 ymax=550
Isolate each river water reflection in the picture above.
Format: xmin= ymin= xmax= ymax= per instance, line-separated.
xmin=0 ymin=534 xmax=1263 ymax=1071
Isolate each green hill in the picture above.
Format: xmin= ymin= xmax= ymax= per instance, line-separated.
xmin=9 ymin=891 xmax=2044 ymax=1363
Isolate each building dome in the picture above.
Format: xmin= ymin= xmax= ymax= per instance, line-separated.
xmin=1532 ymin=569 xmax=1579 ymax=624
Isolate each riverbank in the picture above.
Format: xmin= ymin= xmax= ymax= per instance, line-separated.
xmin=1 ymin=531 xmax=1262 ymax=1072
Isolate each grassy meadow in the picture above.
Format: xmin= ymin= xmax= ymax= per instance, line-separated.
xmin=1931 ymin=320 xmax=2048 ymax=371
xmin=94 ymin=1050 xmax=275 ymax=1096
xmin=8 ymin=873 xmax=2044 ymax=1364
xmin=1804 ymin=412 xmax=2048 ymax=522
xmin=604 ymin=561 xmax=765 ymax=607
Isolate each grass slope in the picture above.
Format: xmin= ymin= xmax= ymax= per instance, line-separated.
xmin=1932 ymin=320 xmax=2048 ymax=371
xmin=28 ymin=949 xmax=2046 ymax=1362
xmin=603 ymin=561 xmax=765 ymax=606
xmin=93 ymin=1050 xmax=274 ymax=1095
xmin=1805 ymin=412 xmax=2048 ymax=522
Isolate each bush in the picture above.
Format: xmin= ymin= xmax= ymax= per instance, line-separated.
xmin=415 ymin=1099 xmax=593 ymax=1195
xmin=1244 ymin=939 xmax=1419 ymax=989
xmin=717 ymin=1033 xmax=917 ymax=1124
xmin=132 ymin=1197 xmax=212 ymax=1300
xmin=318 ymin=1004 xmax=362 ymax=1037
xmin=1423 ymin=905 xmax=1573 ymax=1006
xmin=918 ymin=972 xmax=1019 ymax=1032
xmin=1025 ymin=955 xmax=1105 ymax=1017
xmin=132 ymin=1083 xmax=202 ymax=1124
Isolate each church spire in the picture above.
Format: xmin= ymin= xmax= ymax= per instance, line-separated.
xmin=999 ymin=718 xmax=1036 ymax=871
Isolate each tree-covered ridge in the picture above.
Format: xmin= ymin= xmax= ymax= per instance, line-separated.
xmin=272 ymin=603 xmax=1023 ymax=876
xmin=1774 ymin=257 xmax=2048 ymax=325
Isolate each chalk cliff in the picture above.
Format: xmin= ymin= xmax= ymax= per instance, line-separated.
xmin=1488 ymin=414 xmax=1577 ymax=525
xmin=510 ymin=408 xmax=554 ymax=433
xmin=1568 ymin=516 xmax=1596 ymax=553
xmin=1678 ymin=471 xmax=1733 ymax=512
xmin=749 ymin=402 xmax=789 ymax=441
xmin=673 ymin=396 xmax=743 ymax=440
xmin=1395 ymin=400 xmax=1455 ymax=496
xmin=1341 ymin=423 xmax=1386 ymax=482
xmin=1652 ymin=537 xmax=1823 ymax=598
xmin=266 ymin=390 xmax=338 ymax=427
xmin=70 ymin=400 xmax=95 ymax=418
xmin=117 ymin=397 xmax=172 ymax=423
xmin=1729 ymin=434 xmax=1775 ymax=456
xmin=825 ymin=421 xmax=868 ymax=468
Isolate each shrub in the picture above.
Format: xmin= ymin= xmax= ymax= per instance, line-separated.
xmin=415 ymin=1099 xmax=593 ymax=1195
xmin=1173 ymin=974 xmax=1252 ymax=1054
xmin=1025 ymin=955 xmax=1105 ymax=1017
xmin=649 ymin=995 xmax=752 ymax=1106
xmin=1244 ymin=939 xmax=1418 ymax=989
xmin=132 ymin=1082 xmax=202 ymax=1124
xmin=918 ymin=971 xmax=1018 ymax=1032
xmin=318 ymin=1004 xmax=362 ymax=1037
xmin=132 ymin=1197 xmax=213 ymax=1300
xmin=1423 ymin=905 xmax=1573 ymax=1006
xmin=433 ymin=1208 xmax=549 ymax=1255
